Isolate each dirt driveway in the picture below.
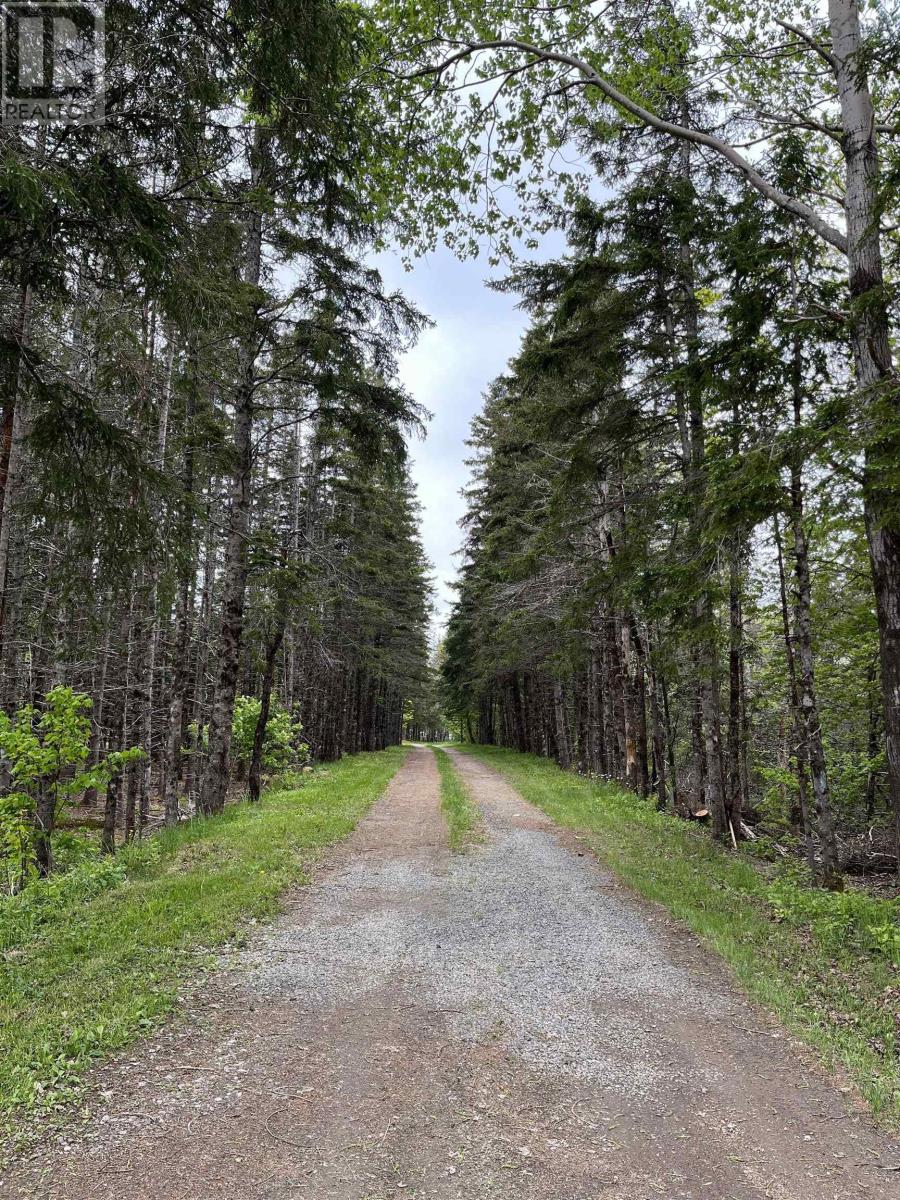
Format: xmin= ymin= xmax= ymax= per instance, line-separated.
xmin=1 ymin=745 xmax=898 ymax=1199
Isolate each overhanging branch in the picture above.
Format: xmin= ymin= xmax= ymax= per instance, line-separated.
xmin=410 ymin=37 xmax=849 ymax=256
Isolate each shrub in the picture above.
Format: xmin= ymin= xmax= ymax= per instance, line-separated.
xmin=0 ymin=688 xmax=143 ymax=888
xmin=230 ymin=696 xmax=309 ymax=777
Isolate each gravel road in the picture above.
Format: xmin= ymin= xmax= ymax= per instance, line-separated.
xmin=1 ymin=745 xmax=898 ymax=1200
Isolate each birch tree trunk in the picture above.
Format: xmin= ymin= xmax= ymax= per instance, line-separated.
xmin=828 ymin=0 xmax=900 ymax=862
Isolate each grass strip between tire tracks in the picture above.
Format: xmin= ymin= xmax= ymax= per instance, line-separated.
xmin=432 ymin=747 xmax=481 ymax=850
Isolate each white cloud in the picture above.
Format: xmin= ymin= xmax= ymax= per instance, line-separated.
xmin=376 ymin=250 xmax=530 ymax=632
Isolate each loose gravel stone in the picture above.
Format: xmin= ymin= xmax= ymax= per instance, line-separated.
xmin=1 ymin=746 xmax=897 ymax=1200
xmin=247 ymin=808 xmax=731 ymax=1100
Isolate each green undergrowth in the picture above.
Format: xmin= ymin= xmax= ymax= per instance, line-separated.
xmin=457 ymin=744 xmax=900 ymax=1128
xmin=432 ymin=748 xmax=481 ymax=850
xmin=0 ymin=747 xmax=406 ymax=1122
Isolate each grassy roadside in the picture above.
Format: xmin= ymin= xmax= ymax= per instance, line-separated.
xmin=0 ymin=747 xmax=405 ymax=1122
xmin=456 ymin=744 xmax=900 ymax=1128
xmin=432 ymin=748 xmax=481 ymax=850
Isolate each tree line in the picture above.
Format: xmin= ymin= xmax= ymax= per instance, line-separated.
xmin=0 ymin=0 xmax=434 ymax=881
xmin=378 ymin=0 xmax=900 ymax=887
xmin=2 ymin=0 xmax=898 ymax=892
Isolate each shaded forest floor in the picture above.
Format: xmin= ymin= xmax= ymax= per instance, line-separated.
xmin=1 ymin=746 xmax=898 ymax=1199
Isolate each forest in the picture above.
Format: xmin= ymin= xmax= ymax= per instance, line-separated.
xmin=427 ymin=1 xmax=900 ymax=892
xmin=0 ymin=1 xmax=898 ymax=927
xmin=0 ymin=0 xmax=438 ymax=886
xmin=1 ymin=0 xmax=899 ymax=1181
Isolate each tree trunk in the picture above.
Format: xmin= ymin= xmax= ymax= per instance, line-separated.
xmin=689 ymin=680 xmax=706 ymax=813
xmin=606 ymin=615 xmax=627 ymax=782
xmin=644 ymin=628 xmax=668 ymax=811
xmin=630 ymin=626 xmax=650 ymax=797
xmin=284 ymin=417 xmax=304 ymax=713
xmin=774 ymin=513 xmax=815 ymax=873
xmin=700 ymin=634 xmax=727 ymax=841
xmin=726 ymin=544 xmax=744 ymax=830
xmin=677 ymin=137 xmax=727 ymax=838
xmin=552 ymin=680 xmax=571 ymax=770
xmin=34 ymin=782 xmax=56 ymax=877
xmin=199 ymin=131 xmax=266 ymax=816
xmin=0 ymin=282 xmax=31 ymax=671
xmin=588 ymin=638 xmax=607 ymax=775
xmin=788 ymin=477 xmax=842 ymax=888
xmin=120 ymin=587 xmax=138 ymax=842
xmin=101 ymin=700 xmax=125 ymax=856
xmin=163 ymin=349 xmax=198 ymax=826
xmin=865 ymin=658 xmax=880 ymax=821
xmin=620 ymin=624 xmax=638 ymax=789
xmin=661 ymin=673 xmax=679 ymax=812
xmin=137 ymin=343 xmax=173 ymax=831
xmin=185 ymin=512 xmax=213 ymax=809
xmin=82 ymin=604 xmax=112 ymax=808
xmin=249 ymin=628 xmax=286 ymax=803
xmin=828 ymin=0 xmax=900 ymax=867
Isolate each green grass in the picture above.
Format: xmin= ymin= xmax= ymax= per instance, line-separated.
xmin=432 ymin=748 xmax=481 ymax=850
xmin=457 ymin=744 xmax=900 ymax=1128
xmin=0 ymin=747 xmax=406 ymax=1122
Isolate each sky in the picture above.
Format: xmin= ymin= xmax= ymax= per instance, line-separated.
xmin=376 ymin=247 xmax=536 ymax=638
